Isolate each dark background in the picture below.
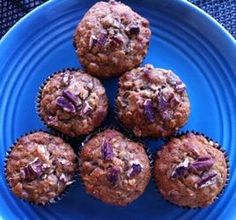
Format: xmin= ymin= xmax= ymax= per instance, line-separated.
xmin=0 ymin=0 xmax=235 ymax=39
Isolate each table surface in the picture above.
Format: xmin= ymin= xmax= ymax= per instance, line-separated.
xmin=0 ymin=0 xmax=236 ymax=39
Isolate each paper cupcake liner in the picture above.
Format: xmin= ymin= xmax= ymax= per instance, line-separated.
xmin=4 ymin=130 xmax=78 ymax=206
xmin=153 ymin=130 xmax=230 ymax=209
xmin=78 ymin=125 xmax=153 ymax=206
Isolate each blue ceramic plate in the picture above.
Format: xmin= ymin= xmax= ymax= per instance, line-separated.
xmin=0 ymin=0 xmax=236 ymax=219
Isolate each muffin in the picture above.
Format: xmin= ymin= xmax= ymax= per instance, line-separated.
xmin=79 ymin=128 xmax=151 ymax=206
xmin=74 ymin=0 xmax=151 ymax=78
xmin=154 ymin=132 xmax=228 ymax=208
xmin=116 ymin=64 xmax=190 ymax=138
xmin=38 ymin=69 xmax=108 ymax=137
xmin=5 ymin=132 xmax=78 ymax=205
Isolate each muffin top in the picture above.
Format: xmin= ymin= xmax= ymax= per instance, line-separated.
xmin=116 ymin=64 xmax=190 ymax=138
xmin=39 ymin=69 xmax=108 ymax=137
xmin=74 ymin=0 xmax=151 ymax=78
xmin=79 ymin=129 xmax=151 ymax=206
xmin=6 ymin=132 xmax=78 ymax=205
xmin=154 ymin=133 xmax=228 ymax=208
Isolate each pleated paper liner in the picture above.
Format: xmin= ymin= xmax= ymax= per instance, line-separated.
xmin=152 ymin=130 xmax=230 ymax=209
xmin=78 ymin=125 xmax=153 ymax=206
xmin=4 ymin=130 xmax=79 ymax=206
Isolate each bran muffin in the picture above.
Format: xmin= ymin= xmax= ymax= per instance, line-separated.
xmin=74 ymin=0 xmax=151 ymax=78
xmin=38 ymin=69 xmax=108 ymax=137
xmin=5 ymin=132 xmax=77 ymax=205
xmin=79 ymin=129 xmax=151 ymax=206
xmin=116 ymin=64 xmax=190 ymax=138
xmin=154 ymin=132 xmax=228 ymax=208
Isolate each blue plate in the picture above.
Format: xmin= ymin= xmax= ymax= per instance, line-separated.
xmin=0 ymin=0 xmax=236 ymax=219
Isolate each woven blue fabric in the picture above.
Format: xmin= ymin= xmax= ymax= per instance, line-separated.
xmin=0 ymin=0 xmax=235 ymax=38
xmin=190 ymin=0 xmax=236 ymax=38
xmin=0 ymin=0 xmax=45 ymax=37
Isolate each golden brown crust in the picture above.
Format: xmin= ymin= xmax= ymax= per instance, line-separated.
xmin=39 ymin=69 xmax=108 ymax=137
xmin=154 ymin=133 xmax=228 ymax=208
xmin=80 ymin=129 xmax=151 ymax=206
xmin=116 ymin=64 xmax=190 ymax=138
xmin=74 ymin=0 xmax=151 ymax=78
xmin=6 ymin=132 xmax=77 ymax=205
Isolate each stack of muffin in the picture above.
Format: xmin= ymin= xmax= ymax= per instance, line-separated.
xmin=5 ymin=0 xmax=228 ymax=208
